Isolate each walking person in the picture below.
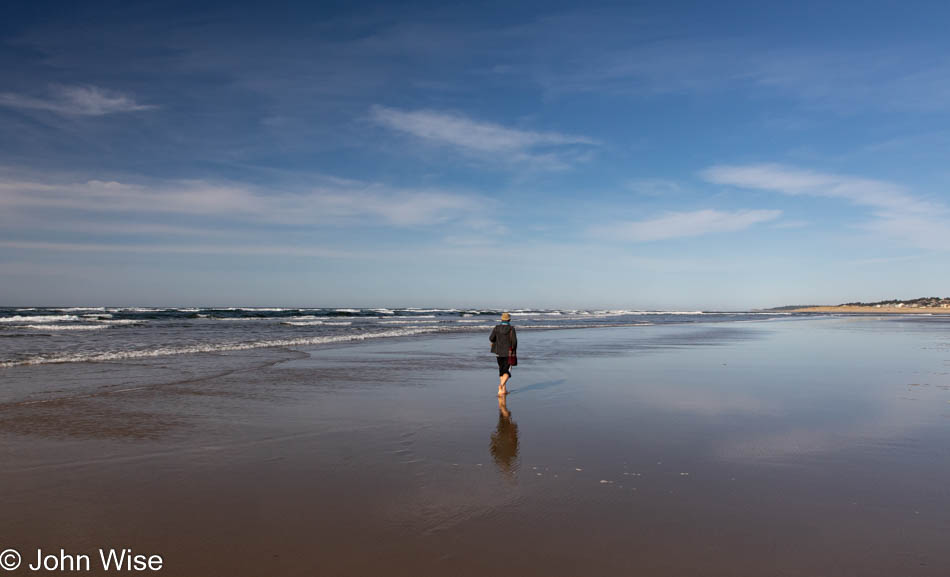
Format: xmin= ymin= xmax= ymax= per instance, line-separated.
xmin=489 ymin=312 xmax=518 ymax=397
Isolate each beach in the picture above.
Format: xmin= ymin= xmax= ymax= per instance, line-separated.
xmin=792 ymin=306 xmax=950 ymax=314
xmin=3 ymin=316 xmax=950 ymax=576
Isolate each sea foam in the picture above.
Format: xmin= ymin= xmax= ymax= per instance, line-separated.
xmin=0 ymin=315 xmax=81 ymax=323
xmin=0 ymin=327 xmax=439 ymax=368
xmin=24 ymin=324 xmax=110 ymax=331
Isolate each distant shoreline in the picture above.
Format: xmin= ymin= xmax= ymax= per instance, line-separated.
xmin=791 ymin=306 xmax=950 ymax=314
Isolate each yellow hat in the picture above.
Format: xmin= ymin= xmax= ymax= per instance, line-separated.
xmin=501 ymin=312 xmax=511 ymax=321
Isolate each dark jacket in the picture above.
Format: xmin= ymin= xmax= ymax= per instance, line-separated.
xmin=490 ymin=324 xmax=517 ymax=357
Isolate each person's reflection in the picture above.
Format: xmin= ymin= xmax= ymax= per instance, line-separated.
xmin=490 ymin=395 xmax=519 ymax=477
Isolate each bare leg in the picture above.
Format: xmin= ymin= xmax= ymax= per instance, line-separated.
xmin=498 ymin=373 xmax=510 ymax=396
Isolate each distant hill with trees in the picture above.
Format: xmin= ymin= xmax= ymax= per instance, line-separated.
xmin=840 ymin=297 xmax=950 ymax=308
xmin=784 ymin=297 xmax=950 ymax=313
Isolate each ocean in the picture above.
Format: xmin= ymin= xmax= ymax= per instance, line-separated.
xmin=0 ymin=306 xmax=792 ymax=368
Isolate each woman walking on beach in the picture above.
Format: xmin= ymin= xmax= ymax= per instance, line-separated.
xmin=489 ymin=312 xmax=517 ymax=397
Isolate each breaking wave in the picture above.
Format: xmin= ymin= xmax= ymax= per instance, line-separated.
xmin=0 ymin=315 xmax=81 ymax=323
xmin=0 ymin=327 xmax=440 ymax=368
xmin=24 ymin=324 xmax=110 ymax=331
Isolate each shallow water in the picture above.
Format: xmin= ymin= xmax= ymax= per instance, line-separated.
xmin=3 ymin=317 xmax=950 ymax=576
xmin=0 ymin=306 xmax=789 ymax=367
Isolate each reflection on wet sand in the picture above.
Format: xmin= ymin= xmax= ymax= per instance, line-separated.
xmin=490 ymin=396 xmax=519 ymax=477
xmin=7 ymin=319 xmax=950 ymax=576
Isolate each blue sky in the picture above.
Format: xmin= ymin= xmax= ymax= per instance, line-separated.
xmin=1 ymin=0 xmax=949 ymax=309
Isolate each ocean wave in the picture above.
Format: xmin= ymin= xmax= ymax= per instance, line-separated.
xmin=282 ymin=320 xmax=353 ymax=326
xmin=24 ymin=324 xmax=110 ymax=331
xmin=0 ymin=315 xmax=81 ymax=323
xmin=379 ymin=319 xmax=440 ymax=324
xmin=0 ymin=327 xmax=440 ymax=368
xmin=509 ymin=311 xmax=563 ymax=316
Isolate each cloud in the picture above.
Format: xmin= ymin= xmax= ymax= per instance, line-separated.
xmin=0 ymin=240 xmax=350 ymax=258
xmin=369 ymin=106 xmax=596 ymax=169
xmin=702 ymin=163 xmax=950 ymax=249
xmin=702 ymin=164 xmax=934 ymax=213
xmin=600 ymin=209 xmax=781 ymax=242
xmin=0 ymin=170 xmax=485 ymax=230
xmin=0 ymin=85 xmax=154 ymax=116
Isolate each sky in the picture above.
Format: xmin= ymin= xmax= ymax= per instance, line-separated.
xmin=1 ymin=0 xmax=949 ymax=309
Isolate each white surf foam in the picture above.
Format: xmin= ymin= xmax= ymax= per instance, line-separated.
xmin=0 ymin=327 xmax=439 ymax=368
xmin=24 ymin=324 xmax=109 ymax=331
xmin=0 ymin=315 xmax=80 ymax=323
xmin=510 ymin=311 xmax=563 ymax=316
xmin=283 ymin=320 xmax=352 ymax=326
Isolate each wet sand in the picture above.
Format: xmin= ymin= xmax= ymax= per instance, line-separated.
xmin=3 ymin=318 xmax=950 ymax=576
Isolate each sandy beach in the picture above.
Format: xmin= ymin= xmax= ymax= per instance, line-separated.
xmin=792 ymin=306 xmax=950 ymax=314
xmin=3 ymin=317 xmax=950 ymax=576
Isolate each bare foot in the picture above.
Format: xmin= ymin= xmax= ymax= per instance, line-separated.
xmin=497 ymin=387 xmax=508 ymax=397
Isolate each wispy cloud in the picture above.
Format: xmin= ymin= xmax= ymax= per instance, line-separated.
xmin=702 ymin=164 xmax=933 ymax=213
xmin=370 ymin=105 xmax=596 ymax=169
xmin=0 ymin=171 xmax=484 ymax=229
xmin=599 ymin=209 xmax=781 ymax=242
xmin=702 ymin=163 xmax=950 ymax=249
xmin=0 ymin=85 xmax=155 ymax=116
xmin=0 ymin=240 xmax=350 ymax=258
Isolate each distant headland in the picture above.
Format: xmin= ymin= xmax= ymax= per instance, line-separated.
xmin=785 ymin=297 xmax=950 ymax=313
